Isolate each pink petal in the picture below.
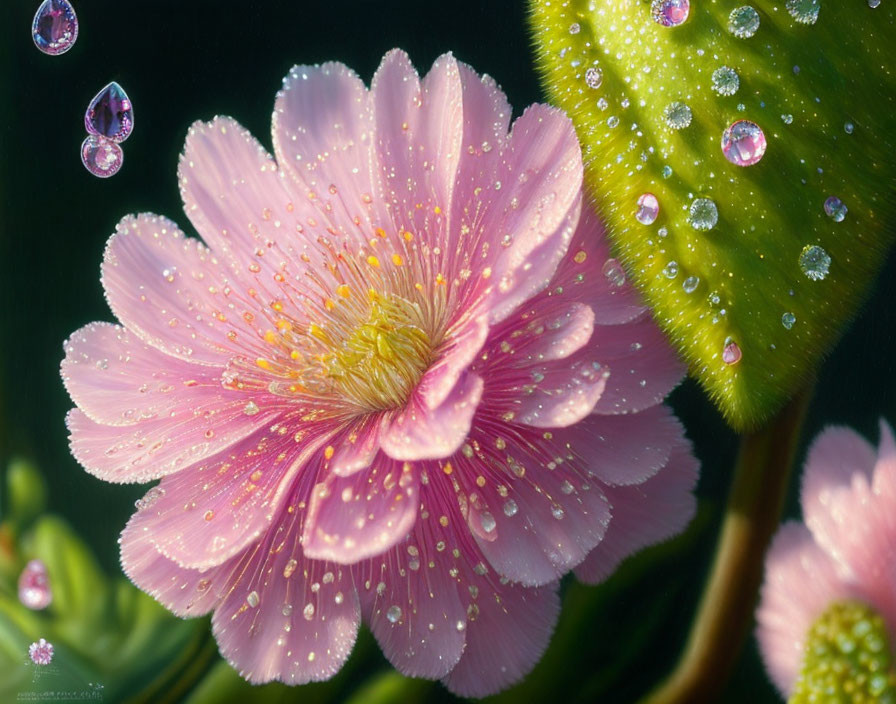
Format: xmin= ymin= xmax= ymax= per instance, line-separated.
xmin=128 ymin=431 xmax=325 ymax=569
xmin=575 ymin=435 xmax=698 ymax=584
xmin=62 ymin=322 xmax=221 ymax=426
xmin=756 ymin=522 xmax=852 ymax=697
xmin=871 ymin=419 xmax=896 ymax=499
xmin=416 ymin=313 xmax=489 ymax=412
xmin=211 ymin=508 xmax=360 ymax=684
xmin=302 ymin=459 xmax=419 ymax=563
xmin=101 ymin=213 xmax=257 ymax=365
xmin=272 ymin=62 xmax=384 ymax=237
xmin=442 ymin=580 xmax=560 ymax=697
xmin=380 ymin=371 xmax=483 ymax=461
xmin=120 ymin=512 xmax=232 ymax=617
xmin=66 ymin=401 xmax=275 ymax=484
xmin=327 ymin=415 xmax=383 ymax=477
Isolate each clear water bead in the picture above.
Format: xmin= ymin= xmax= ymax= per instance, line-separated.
xmin=721 ymin=120 xmax=767 ymax=167
xmin=782 ymin=114 xmax=794 ymax=124
xmin=722 ymin=339 xmax=743 ymax=365
xmin=844 ymin=122 xmax=855 ymax=134
xmin=32 ymin=0 xmax=78 ymax=56
xmin=636 ymin=193 xmax=660 ymax=224
xmin=651 ymin=0 xmax=690 ymax=26
xmin=869 ymin=0 xmax=881 ymax=7
xmin=712 ymin=66 xmax=740 ymax=96
xmin=689 ymin=198 xmax=719 ymax=231
xmin=787 ymin=0 xmax=820 ymax=24
xmin=662 ymin=165 xmax=673 ymax=178
xmin=663 ymin=101 xmax=692 ymax=130
xmin=663 ymin=261 xmax=679 ymax=279
xmin=782 ymin=312 xmax=797 ymax=329
xmin=607 ymin=115 xmax=620 ymax=128
xmin=799 ymin=245 xmax=831 ymax=280
xmin=683 ymin=276 xmax=700 ymax=293
xmin=824 ymin=196 xmax=847 ymax=222
xmin=85 ymin=82 xmax=134 ymax=143
xmin=81 ymin=135 xmax=123 ymax=178
xmin=728 ymin=6 xmax=761 ymax=37
xmin=585 ymin=67 xmax=603 ymax=89
xmin=569 ymin=22 xmax=581 ymax=33
xmin=386 ymin=605 xmax=402 ymax=623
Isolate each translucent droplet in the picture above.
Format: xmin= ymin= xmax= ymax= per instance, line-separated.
xmin=844 ymin=122 xmax=855 ymax=134
xmin=569 ymin=22 xmax=581 ymax=34
xmin=663 ymin=101 xmax=692 ymax=130
xmin=658 ymin=226 xmax=669 ymax=238
xmin=722 ymin=339 xmax=742 ymax=365
xmin=503 ymin=499 xmax=518 ymax=517
xmin=682 ymin=275 xmax=700 ymax=293
xmin=689 ymin=198 xmax=719 ymax=231
xmin=869 ymin=0 xmax=881 ymax=7
xmin=243 ymin=401 xmax=260 ymax=416
xmin=303 ymin=603 xmax=315 ymax=620
xmin=602 ymin=258 xmax=626 ymax=287
xmin=386 ymin=605 xmax=402 ymax=623
xmin=721 ymin=120 xmax=767 ymax=166
xmin=727 ymin=6 xmax=760 ymax=37
xmin=799 ymin=245 xmax=831 ymax=281
xmin=246 ymin=590 xmax=260 ymax=608
xmin=635 ymin=193 xmax=660 ymax=225
xmin=585 ymin=66 xmax=602 ymax=89
xmin=711 ymin=66 xmax=740 ymax=96
xmin=782 ymin=114 xmax=794 ymax=124
xmin=824 ymin=196 xmax=847 ymax=222
xmin=85 ymin=82 xmax=134 ymax=143
xmin=662 ymin=261 xmax=679 ymax=279
xmin=782 ymin=312 xmax=797 ymax=329
xmin=662 ymin=165 xmax=673 ymax=179
xmin=607 ymin=115 xmax=620 ymax=128
xmin=18 ymin=560 xmax=52 ymax=610
xmin=787 ymin=0 xmax=820 ymax=24
xmin=32 ymin=0 xmax=78 ymax=56
xmin=651 ymin=0 xmax=690 ymax=27
xmin=480 ymin=511 xmax=496 ymax=533
xmin=81 ymin=135 xmax=123 ymax=178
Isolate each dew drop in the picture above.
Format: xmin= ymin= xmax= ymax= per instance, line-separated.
xmin=32 ymin=0 xmax=78 ymax=55
xmin=283 ymin=558 xmax=297 ymax=579
xmin=824 ymin=196 xmax=847 ymax=222
xmin=682 ymin=275 xmax=700 ymax=293
xmin=602 ymin=258 xmax=626 ymax=287
xmin=243 ymin=401 xmax=260 ymax=416
xmin=551 ymin=505 xmax=565 ymax=520
xmin=711 ymin=66 xmax=740 ymax=96
xmin=782 ymin=114 xmax=794 ymax=124
xmin=727 ymin=6 xmax=761 ymax=37
xmin=503 ymin=499 xmax=519 ymax=517
xmin=635 ymin=193 xmax=660 ymax=225
xmin=662 ymin=165 xmax=673 ymax=179
xmin=663 ymin=101 xmax=692 ymax=130
xmin=663 ymin=261 xmax=679 ymax=279
xmin=81 ymin=135 xmax=123 ymax=178
xmin=721 ymin=120 xmax=767 ymax=166
xmin=786 ymin=0 xmax=820 ymax=24
xmin=569 ymin=22 xmax=581 ymax=34
xmin=386 ymin=605 xmax=402 ymax=623
xmin=303 ymin=603 xmax=315 ymax=620
xmin=246 ymin=591 xmax=259 ymax=608
xmin=844 ymin=122 xmax=855 ymax=134
xmin=607 ymin=115 xmax=620 ymax=128
xmin=658 ymin=226 xmax=669 ymax=238
xmin=585 ymin=66 xmax=603 ymax=89
xmin=799 ymin=245 xmax=831 ymax=280
xmin=689 ymin=198 xmax=719 ymax=231
xmin=782 ymin=312 xmax=797 ymax=329
xmin=480 ymin=511 xmax=496 ymax=533
xmin=85 ymin=82 xmax=134 ymax=143
xmin=723 ymin=339 xmax=743 ymax=365
xmin=869 ymin=0 xmax=881 ymax=7
xmin=651 ymin=0 xmax=690 ymax=27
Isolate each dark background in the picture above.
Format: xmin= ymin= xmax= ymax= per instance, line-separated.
xmin=1 ymin=1 xmax=894 ymax=701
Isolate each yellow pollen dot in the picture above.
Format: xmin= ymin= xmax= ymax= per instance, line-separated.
xmin=434 ymin=206 xmax=442 ymax=214
xmin=336 ymin=284 xmax=351 ymax=298
xmin=476 ymin=476 xmax=486 ymax=487
xmin=324 ymin=298 xmax=335 ymax=311
xmin=271 ymin=300 xmax=284 ymax=312
xmin=402 ymin=230 xmax=414 ymax=241
xmin=443 ymin=462 xmax=453 ymax=475
xmin=290 ymin=350 xmax=301 ymax=360
xmin=264 ymin=330 xmax=278 ymax=344
xmin=324 ymin=446 xmax=335 ymax=460
xmin=392 ymin=254 xmax=404 ymax=266
xmin=482 ymin=267 xmax=492 ymax=279
xmin=256 ymin=358 xmax=272 ymax=370
xmin=375 ymin=227 xmax=387 ymax=238
xmin=276 ymin=319 xmax=292 ymax=331
xmin=574 ymin=250 xmax=587 ymax=264
xmin=435 ymin=273 xmax=446 ymax=285
xmin=415 ymin=283 xmax=424 ymax=291
xmin=401 ymin=122 xmax=409 ymax=131
xmin=369 ymin=238 xmax=379 ymax=248
xmin=216 ymin=312 xmax=227 ymax=322
xmin=367 ymin=255 xmax=381 ymax=268
xmin=368 ymin=288 xmax=380 ymax=302
xmin=309 ymin=323 xmax=328 ymax=342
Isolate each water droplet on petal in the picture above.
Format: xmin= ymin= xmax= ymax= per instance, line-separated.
xmin=246 ymin=590 xmax=259 ymax=608
xmin=799 ymin=245 xmax=831 ymax=280
xmin=662 ymin=165 xmax=673 ymax=178
xmin=721 ymin=120 xmax=767 ymax=166
xmin=869 ymin=0 xmax=881 ymax=7
xmin=18 ymin=560 xmax=52 ymax=610
xmin=635 ymin=193 xmax=660 ymax=224
xmin=585 ymin=66 xmax=603 ymax=89
xmin=787 ymin=0 xmax=820 ymax=24
xmin=32 ymin=0 xmax=78 ymax=56
xmin=651 ymin=0 xmax=690 ymax=27
xmin=607 ymin=115 xmax=620 ymax=128
xmin=480 ymin=511 xmax=496 ymax=533
xmin=602 ymin=258 xmax=626 ymax=287
xmin=85 ymin=82 xmax=134 ymax=143
xmin=663 ymin=261 xmax=679 ymax=279
xmin=503 ymin=499 xmax=518 ymax=517
xmin=723 ymin=339 xmax=743 ymax=365
xmin=303 ymin=603 xmax=315 ymax=620
xmin=824 ymin=196 xmax=847 ymax=222
xmin=782 ymin=312 xmax=797 ymax=329
xmin=683 ymin=275 xmax=700 ymax=293
xmin=28 ymin=638 xmax=54 ymax=666
xmin=782 ymin=114 xmax=794 ymax=124
xmin=663 ymin=101 xmax=692 ymax=130
xmin=844 ymin=122 xmax=855 ymax=134
xmin=386 ymin=605 xmax=402 ymax=623
xmin=569 ymin=22 xmax=581 ymax=34
xmin=81 ymin=135 xmax=123 ymax=178
xmin=689 ymin=198 xmax=719 ymax=231
xmin=711 ymin=66 xmax=740 ymax=96
xmin=727 ymin=6 xmax=761 ymax=37
xmin=243 ymin=401 xmax=260 ymax=416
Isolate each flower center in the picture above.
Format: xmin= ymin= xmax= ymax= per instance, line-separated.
xmin=791 ymin=600 xmax=896 ymax=703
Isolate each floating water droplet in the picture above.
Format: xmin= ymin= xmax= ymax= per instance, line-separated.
xmin=682 ymin=276 xmax=700 ymax=293
xmin=32 ymin=0 xmax=78 ymax=56
xmin=727 ymin=6 xmax=761 ymax=37
xmin=569 ymin=22 xmax=581 ymax=33
xmin=711 ymin=66 xmax=740 ymax=96
xmin=844 ymin=122 xmax=855 ymax=134
xmin=782 ymin=312 xmax=796 ymax=329
xmin=824 ymin=196 xmax=847 ymax=222
xmin=18 ymin=560 xmax=52 ymax=610
xmin=386 ymin=605 xmax=402 ymax=623
xmin=81 ymin=135 xmax=123 ymax=178
xmin=635 ymin=193 xmax=660 ymax=225
xmin=607 ymin=115 xmax=620 ymax=128
xmin=85 ymin=82 xmax=134 ymax=143
xmin=799 ymin=245 xmax=831 ymax=280
xmin=662 ymin=165 xmax=673 ymax=179
xmin=503 ymin=499 xmax=518 ymax=517
xmin=786 ymin=0 xmax=820 ymax=24
xmin=663 ymin=101 xmax=692 ymax=130
xmin=602 ymin=258 xmax=626 ymax=287
xmin=651 ymin=0 xmax=690 ymax=26
xmin=29 ymin=638 xmax=54 ymax=666
xmin=781 ymin=114 xmax=794 ymax=124
xmin=585 ymin=66 xmax=602 ymax=89
xmin=722 ymin=339 xmax=742 ymax=365
xmin=721 ymin=120 xmax=767 ymax=166
xmin=689 ymin=198 xmax=719 ymax=231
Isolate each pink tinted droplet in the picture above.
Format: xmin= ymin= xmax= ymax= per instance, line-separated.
xmin=29 ymin=638 xmax=54 ymax=665
xmin=81 ymin=135 xmax=124 ymax=178
xmin=722 ymin=340 xmax=742 ymax=365
xmin=32 ymin=0 xmax=78 ymax=56
xmin=651 ymin=0 xmax=690 ymax=27
xmin=18 ymin=559 xmax=52 ymax=610
xmin=721 ymin=120 xmax=767 ymax=166
xmin=84 ymin=82 xmax=134 ymax=143
xmin=635 ymin=193 xmax=660 ymax=225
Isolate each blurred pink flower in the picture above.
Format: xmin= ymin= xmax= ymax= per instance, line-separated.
xmin=29 ymin=638 xmax=54 ymax=666
xmin=757 ymin=421 xmax=896 ymax=696
xmin=61 ymin=50 xmax=696 ymax=696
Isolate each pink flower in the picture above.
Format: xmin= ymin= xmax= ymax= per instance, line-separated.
xmin=757 ymin=421 xmax=896 ymax=697
xmin=29 ymin=638 xmax=54 ymax=666
xmin=61 ymin=50 xmax=696 ymax=696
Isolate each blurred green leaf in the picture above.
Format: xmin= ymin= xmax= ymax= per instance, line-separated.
xmin=4 ymin=458 xmax=46 ymax=529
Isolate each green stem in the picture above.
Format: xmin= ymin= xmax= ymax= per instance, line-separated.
xmin=642 ymin=388 xmax=812 ymax=704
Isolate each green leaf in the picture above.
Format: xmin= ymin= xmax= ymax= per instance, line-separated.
xmin=530 ymin=0 xmax=896 ymax=430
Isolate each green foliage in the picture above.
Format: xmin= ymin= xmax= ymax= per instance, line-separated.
xmin=530 ymin=0 xmax=896 ymax=430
